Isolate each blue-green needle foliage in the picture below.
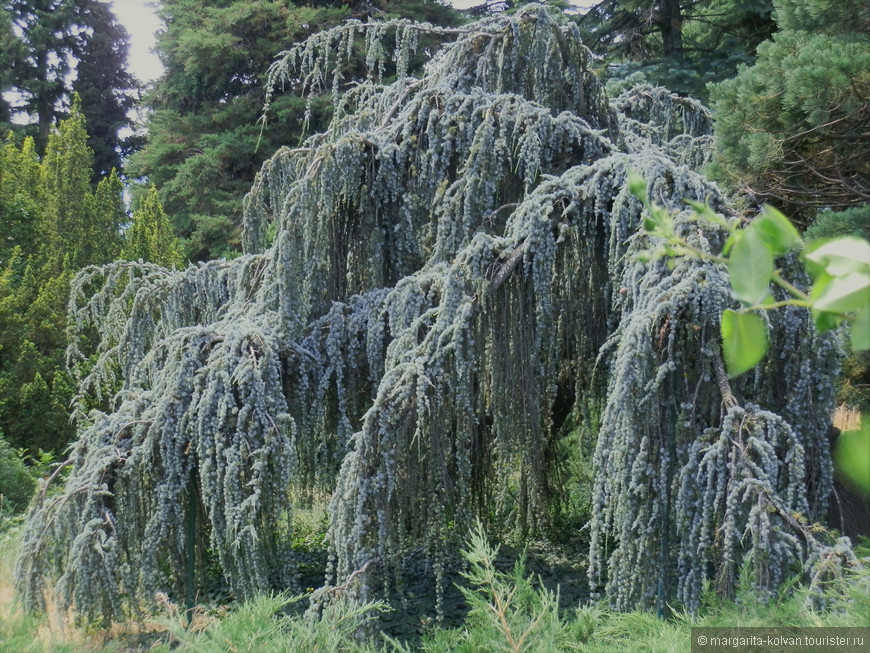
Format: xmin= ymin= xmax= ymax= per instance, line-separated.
xmin=15 ymin=4 xmax=853 ymax=625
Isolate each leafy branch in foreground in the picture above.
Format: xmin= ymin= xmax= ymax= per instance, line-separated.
xmin=629 ymin=172 xmax=870 ymax=377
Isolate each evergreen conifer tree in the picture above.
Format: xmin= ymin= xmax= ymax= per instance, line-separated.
xmin=71 ymin=0 xmax=139 ymax=180
xmin=710 ymin=0 xmax=870 ymax=221
xmin=15 ymin=6 xmax=858 ymax=627
xmin=1 ymin=0 xmax=137 ymax=169
xmin=0 ymin=134 xmax=45 ymax=269
xmin=122 ymin=186 xmax=184 ymax=268
xmin=576 ymin=0 xmax=776 ymax=99
xmin=0 ymin=102 xmax=126 ymax=454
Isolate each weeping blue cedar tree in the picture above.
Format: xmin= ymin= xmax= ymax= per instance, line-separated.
xmin=15 ymin=5 xmax=858 ymax=625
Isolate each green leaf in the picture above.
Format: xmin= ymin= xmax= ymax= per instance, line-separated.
xmin=804 ymin=237 xmax=870 ymax=277
xmin=626 ymin=171 xmax=648 ymax=203
xmin=683 ymin=199 xmax=706 ymax=213
xmin=635 ymin=246 xmax=667 ymax=263
xmin=722 ymin=231 xmax=740 ymax=256
xmin=812 ymin=308 xmax=841 ymax=332
xmin=721 ymin=309 xmax=768 ymax=377
xmin=684 ymin=199 xmax=730 ymax=229
xmin=835 ymin=422 xmax=870 ymax=497
xmin=811 ymin=270 xmax=832 ymax=298
xmin=851 ymin=305 xmax=870 ymax=351
xmin=812 ymin=271 xmax=870 ymax=313
xmin=753 ymin=206 xmax=802 ymax=255
xmin=641 ymin=204 xmax=675 ymax=239
xmin=652 ymin=207 xmax=673 ymax=237
xmin=729 ymin=228 xmax=774 ymax=305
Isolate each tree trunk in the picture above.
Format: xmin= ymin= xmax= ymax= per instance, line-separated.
xmin=657 ymin=0 xmax=684 ymax=60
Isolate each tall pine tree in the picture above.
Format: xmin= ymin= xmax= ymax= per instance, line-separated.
xmin=1 ymin=0 xmax=138 ymax=176
xmin=71 ymin=0 xmax=139 ymax=180
xmin=710 ymin=0 xmax=870 ymax=221
xmin=3 ymin=0 xmax=77 ymax=150
xmin=576 ymin=0 xmax=776 ymax=99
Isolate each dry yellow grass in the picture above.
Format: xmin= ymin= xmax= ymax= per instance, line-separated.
xmin=0 ymin=528 xmax=170 ymax=652
xmin=833 ymin=405 xmax=863 ymax=432
xmin=0 ymin=531 xmax=76 ymax=651
xmin=0 ymin=528 xmax=20 ymax=618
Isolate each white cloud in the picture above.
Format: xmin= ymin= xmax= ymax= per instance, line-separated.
xmin=112 ymin=0 xmax=163 ymax=83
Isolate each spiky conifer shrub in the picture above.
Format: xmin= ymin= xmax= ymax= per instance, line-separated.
xmin=15 ymin=4 xmax=855 ymax=624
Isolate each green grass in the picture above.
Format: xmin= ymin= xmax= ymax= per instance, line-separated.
xmin=139 ymin=531 xmax=870 ymax=653
xmin=0 ymin=528 xmax=92 ymax=653
xmin=148 ymin=593 xmax=387 ymax=653
xmin=1 ymin=523 xmax=867 ymax=653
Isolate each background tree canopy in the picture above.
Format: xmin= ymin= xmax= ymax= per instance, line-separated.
xmin=709 ymin=0 xmax=870 ymax=222
xmin=575 ymin=0 xmax=776 ymax=99
xmin=0 ymin=99 xmax=182 ymax=458
xmin=0 ymin=0 xmax=138 ymax=180
xmin=128 ymin=0 xmax=462 ymax=262
xmin=0 ymin=100 xmax=126 ymax=455
xmin=15 ymin=5 xmax=857 ymax=628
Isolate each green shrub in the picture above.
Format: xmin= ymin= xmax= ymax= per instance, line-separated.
xmin=0 ymin=435 xmax=35 ymax=517
xmin=806 ymin=204 xmax=870 ymax=242
xmin=2 ymin=525 xmax=868 ymax=652
xmin=399 ymin=525 xmax=589 ymax=653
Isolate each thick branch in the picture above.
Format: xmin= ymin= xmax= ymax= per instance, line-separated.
xmin=487 ymin=239 xmax=528 ymax=294
xmin=711 ymin=341 xmax=738 ymax=410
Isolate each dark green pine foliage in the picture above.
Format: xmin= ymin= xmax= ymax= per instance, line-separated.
xmin=0 ymin=434 xmax=36 ymax=514
xmin=15 ymin=6 xmax=856 ymax=626
xmin=0 ymin=9 xmax=21 ymax=127
xmin=3 ymin=0 xmax=78 ymax=150
xmin=128 ymin=0 xmax=463 ymax=262
xmin=710 ymin=0 xmax=870 ymax=222
xmin=576 ymin=0 xmax=776 ymax=100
